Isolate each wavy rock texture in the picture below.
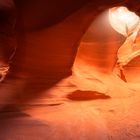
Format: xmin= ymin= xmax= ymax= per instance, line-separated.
xmin=0 ymin=0 xmax=140 ymax=140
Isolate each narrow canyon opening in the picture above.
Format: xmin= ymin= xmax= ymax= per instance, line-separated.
xmin=1 ymin=2 xmax=140 ymax=140
xmin=69 ymin=6 xmax=140 ymax=99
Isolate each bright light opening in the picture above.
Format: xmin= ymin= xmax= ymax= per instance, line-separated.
xmin=109 ymin=6 xmax=140 ymax=36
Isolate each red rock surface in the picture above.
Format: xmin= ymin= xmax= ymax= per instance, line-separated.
xmin=0 ymin=0 xmax=140 ymax=140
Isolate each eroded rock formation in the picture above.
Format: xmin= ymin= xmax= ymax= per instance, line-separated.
xmin=0 ymin=0 xmax=140 ymax=140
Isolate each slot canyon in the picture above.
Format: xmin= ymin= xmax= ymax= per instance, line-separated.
xmin=0 ymin=0 xmax=140 ymax=140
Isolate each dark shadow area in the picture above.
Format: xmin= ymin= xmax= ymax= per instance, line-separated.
xmin=120 ymin=69 xmax=127 ymax=82
xmin=0 ymin=103 xmax=24 ymax=113
xmin=0 ymin=110 xmax=50 ymax=140
xmin=14 ymin=0 xmax=126 ymax=31
xmin=67 ymin=90 xmax=111 ymax=101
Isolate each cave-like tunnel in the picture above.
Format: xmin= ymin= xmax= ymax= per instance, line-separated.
xmin=0 ymin=0 xmax=140 ymax=140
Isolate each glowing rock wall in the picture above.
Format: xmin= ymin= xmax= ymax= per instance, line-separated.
xmin=0 ymin=1 xmax=140 ymax=140
xmin=72 ymin=7 xmax=140 ymax=96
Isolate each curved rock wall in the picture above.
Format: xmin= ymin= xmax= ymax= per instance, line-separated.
xmin=0 ymin=0 xmax=140 ymax=103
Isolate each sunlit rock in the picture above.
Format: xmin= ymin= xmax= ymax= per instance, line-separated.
xmin=71 ymin=9 xmax=134 ymax=97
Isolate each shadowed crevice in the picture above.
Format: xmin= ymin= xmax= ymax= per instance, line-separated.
xmin=67 ymin=90 xmax=111 ymax=101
